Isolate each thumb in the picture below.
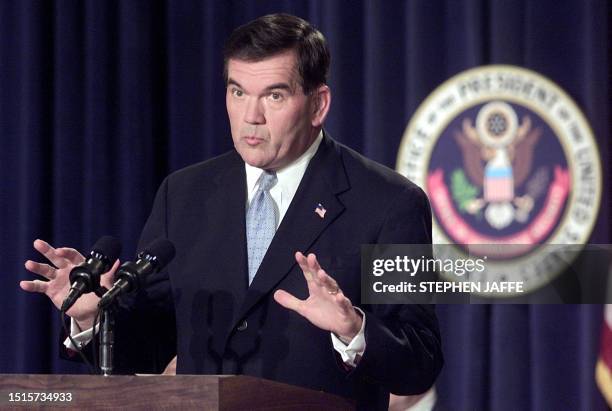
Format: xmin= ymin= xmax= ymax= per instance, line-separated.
xmin=273 ymin=289 xmax=303 ymax=313
xmin=100 ymin=259 xmax=120 ymax=289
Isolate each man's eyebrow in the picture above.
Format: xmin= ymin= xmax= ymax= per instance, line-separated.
xmin=227 ymin=78 xmax=242 ymax=88
xmin=264 ymin=83 xmax=292 ymax=92
xmin=226 ymin=79 xmax=294 ymax=93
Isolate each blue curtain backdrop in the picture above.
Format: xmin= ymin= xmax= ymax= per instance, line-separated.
xmin=1 ymin=1 xmax=610 ymax=410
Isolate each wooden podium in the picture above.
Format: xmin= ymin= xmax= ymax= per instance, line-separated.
xmin=0 ymin=374 xmax=355 ymax=410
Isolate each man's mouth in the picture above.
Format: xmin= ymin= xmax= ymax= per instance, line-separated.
xmin=244 ymin=136 xmax=265 ymax=146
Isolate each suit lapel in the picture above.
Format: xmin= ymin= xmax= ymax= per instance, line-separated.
xmin=234 ymin=134 xmax=350 ymax=325
xmin=206 ymin=151 xmax=248 ymax=313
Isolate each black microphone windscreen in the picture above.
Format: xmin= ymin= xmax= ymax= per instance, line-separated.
xmin=91 ymin=235 xmax=122 ymax=261
xmin=142 ymin=238 xmax=176 ymax=269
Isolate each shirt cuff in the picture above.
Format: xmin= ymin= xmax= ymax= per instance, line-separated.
xmin=330 ymin=307 xmax=366 ymax=367
xmin=63 ymin=318 xmax=98 ymax=351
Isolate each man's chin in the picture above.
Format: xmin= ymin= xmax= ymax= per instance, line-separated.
xmin=242 ymin=155 xmax=271 ymax=170
xmin=237 ymin=146 xmax=282 ymax=170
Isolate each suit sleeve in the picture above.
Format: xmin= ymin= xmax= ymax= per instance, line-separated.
xmin=353 ymin=184 xmax=443 ymax=395
xmin=111 ymin=176 xmax=177 ymax=374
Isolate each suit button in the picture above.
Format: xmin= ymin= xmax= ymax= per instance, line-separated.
xmin=236 ymin=320 xmax=248 ymax=331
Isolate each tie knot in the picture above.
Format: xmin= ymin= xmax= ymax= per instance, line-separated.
xmin=258 ymin=171 xmax=277 ymax=192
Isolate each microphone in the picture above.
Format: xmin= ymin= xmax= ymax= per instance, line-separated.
xmin=98 ymin=238 xmax=175 ymax=309
xmin=61 ymin=236 xmax=122 ymax=312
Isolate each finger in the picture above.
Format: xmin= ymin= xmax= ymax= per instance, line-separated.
xmin=306 ymin=253 xmax=322 ymax=273
xmin=295 ymin=252 xmax=315 ymax=282
xmin=100 ymin=259 xmax=120 ymax=289
xmin=273 ymin=289 xmax=304 ymax=313
xmin=295 ymin=251 xmax=307 ymax=266
xmin=33 ymin=239 xmax=72 ymax=269
xmin=24 ymin=260 xmax=57 ymax=280
xmin=336 ymin=295 xmax=357 ymax=316
xmin=316 ymin=269 xmax=340 ymax=293
xmin=20 ymin=279 xmax=49 ymax=294
xmin=306 ymin=254 xmax=325 ymax=287
xmin=55 ymin=247 xmax=85 ymax=265
xmin=338 ymin=295 xmax=354 ymax=311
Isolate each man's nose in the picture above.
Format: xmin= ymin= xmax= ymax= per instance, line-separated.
xmin=244 ymin=97 xmax=265 ymax=124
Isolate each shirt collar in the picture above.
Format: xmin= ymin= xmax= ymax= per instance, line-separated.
xmin=245 ymin=130 xmax=323 ymax=196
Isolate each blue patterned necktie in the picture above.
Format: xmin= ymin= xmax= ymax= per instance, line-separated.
xmin=246 ymin=171 xmax=278 ymax=285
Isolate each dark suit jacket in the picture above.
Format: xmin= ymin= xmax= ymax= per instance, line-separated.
xmin=104 ymin=134 xmax=443 ymax=410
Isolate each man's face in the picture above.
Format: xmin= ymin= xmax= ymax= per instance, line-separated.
xmin=226 ymin=50 xmax=328 ymax=170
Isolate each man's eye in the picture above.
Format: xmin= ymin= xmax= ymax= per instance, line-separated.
xmin=232 ymin=89 xmax=243 ymax=97
xmin=269 ymin=92 xmax=283 ymax=101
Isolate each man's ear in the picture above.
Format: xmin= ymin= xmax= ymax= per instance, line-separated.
xmin=311 ymin=85 xmax=331 ymax=127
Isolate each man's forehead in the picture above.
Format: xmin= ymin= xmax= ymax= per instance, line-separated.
xmin=227 ymin=51 xmax=300 ymax=87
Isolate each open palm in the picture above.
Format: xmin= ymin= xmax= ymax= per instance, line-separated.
xmin=274 ymin=252 xmax=362 ymax=341
xmin=20 ymin=239 xmax=118 ymax=327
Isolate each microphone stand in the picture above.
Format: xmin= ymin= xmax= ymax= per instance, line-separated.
xmin=99 ymin=304 xmax=115 ymax=376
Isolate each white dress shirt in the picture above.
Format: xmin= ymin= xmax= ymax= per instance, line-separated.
xmin=245 ymin=130 xmax=322 ymax=227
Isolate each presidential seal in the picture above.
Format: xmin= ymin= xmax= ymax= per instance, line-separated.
xmin=396 ymin=65 xmax=601 ymax=295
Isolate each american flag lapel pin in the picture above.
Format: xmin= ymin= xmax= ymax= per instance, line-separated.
xmin=315 ymin=203 xmax=327 ymax=219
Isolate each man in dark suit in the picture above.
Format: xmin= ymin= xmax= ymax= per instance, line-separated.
xmin=21 ymin=13 xmax=442 ymax=410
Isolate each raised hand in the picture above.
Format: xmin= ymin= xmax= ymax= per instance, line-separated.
xmin=274 ymin=252 xmax=362 ymax=342
xmin=20 ymin=239 xmax=118 ymax=329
